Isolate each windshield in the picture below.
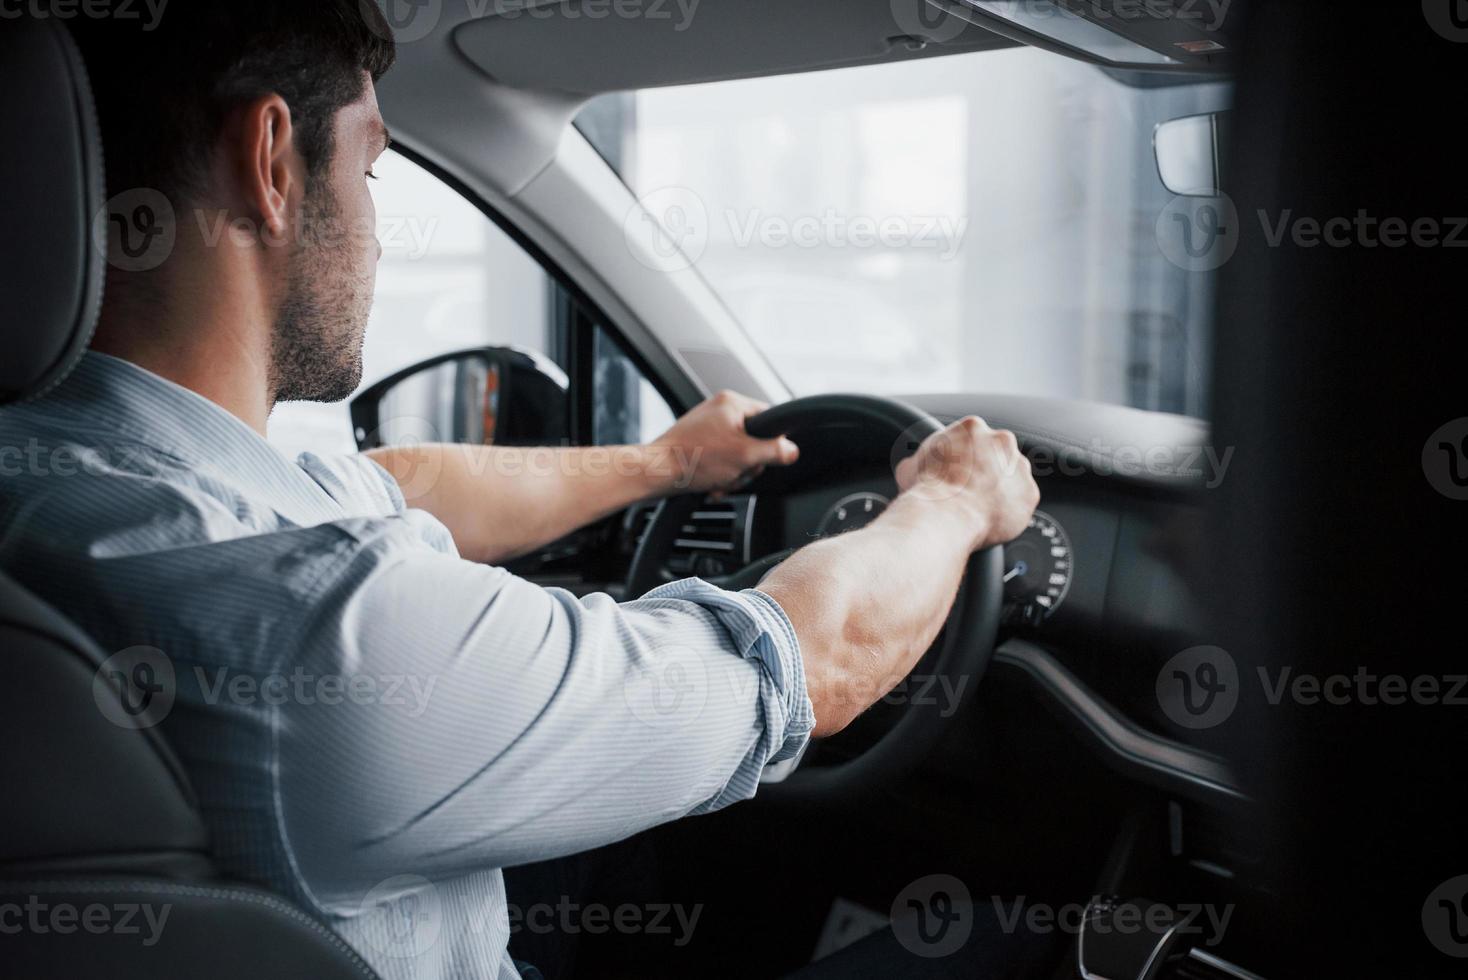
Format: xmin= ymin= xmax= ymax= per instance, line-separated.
xmin=576 ymin=48 xmax=1230 ymax=417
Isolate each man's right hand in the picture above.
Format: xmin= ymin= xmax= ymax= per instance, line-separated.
xmin=759 ymin=414 xmax=1039 ymax=737
xmin=894 ymin=416 xmax=1040 ymax=552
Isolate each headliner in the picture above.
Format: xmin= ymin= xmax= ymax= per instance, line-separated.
xmin=451 ymin=0 xmax=1019 ymax=96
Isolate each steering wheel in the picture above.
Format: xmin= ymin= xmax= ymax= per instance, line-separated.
xmin=625 ymin=394 xmax=1004 ymax=799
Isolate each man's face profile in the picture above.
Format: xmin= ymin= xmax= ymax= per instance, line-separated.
xmin=271 ymin=77 xmax=389 ymax=404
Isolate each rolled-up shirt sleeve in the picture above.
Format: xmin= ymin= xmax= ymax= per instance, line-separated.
xmin=275 ymin=525 xmax=813 ymax=906
xmin=640 ymin=577 xmax=813 ymax=782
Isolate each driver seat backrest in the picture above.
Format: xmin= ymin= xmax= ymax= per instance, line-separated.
xmin=0 ymin=19 xmax=380 ymax=979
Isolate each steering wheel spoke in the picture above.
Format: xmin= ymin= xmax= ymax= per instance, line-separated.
xmin=705 ymin=548 xmax=795 ymax=592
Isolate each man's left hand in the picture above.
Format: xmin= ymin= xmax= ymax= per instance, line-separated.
xmin=651 ymin=390 xmax=800 ymax=495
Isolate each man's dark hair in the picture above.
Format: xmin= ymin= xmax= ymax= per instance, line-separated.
xmin=69 ymin=2 xmax=396 ymax=202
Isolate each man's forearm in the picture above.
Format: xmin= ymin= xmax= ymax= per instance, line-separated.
xmin=759 ymin=492 xmax=983 ymax=737
xmin=366 ymin=391 xmax=797 ymax=564
xmin=367 ymin=443 xmax=687 ymax=563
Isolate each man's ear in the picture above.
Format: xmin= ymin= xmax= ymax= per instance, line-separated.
xmin=233 ymin=94 xmax=298 ymax=240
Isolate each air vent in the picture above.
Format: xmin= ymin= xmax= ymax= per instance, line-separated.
xmin=668 ymin=494 xmax=753 ymax=578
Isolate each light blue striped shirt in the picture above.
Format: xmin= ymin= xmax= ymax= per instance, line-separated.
xmin=0 ymin=352 xmax=813 ymax=980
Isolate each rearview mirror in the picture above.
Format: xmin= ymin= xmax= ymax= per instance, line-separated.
xmin=350 ymin=346 xmax=569 ymax=451
xmin=1154 ymin=111 xmax=1231 ymax=196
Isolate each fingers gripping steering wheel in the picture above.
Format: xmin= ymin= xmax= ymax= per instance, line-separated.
xmin=625 ymin=394 xmax=1004 ymax=798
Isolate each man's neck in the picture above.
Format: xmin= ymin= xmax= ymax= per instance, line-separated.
xmin=89 ymin=265 xmax=277 ymax=435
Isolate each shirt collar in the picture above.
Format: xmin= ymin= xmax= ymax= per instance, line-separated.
xmin=47 ymin=352 xmax=348 ymax=526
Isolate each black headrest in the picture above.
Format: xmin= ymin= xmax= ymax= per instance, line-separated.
xmin=0 ymin=19 xmax=104 ymax=404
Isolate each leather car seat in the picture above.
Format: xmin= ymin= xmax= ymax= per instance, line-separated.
xmin=0 ymin=19 xmax=381 ymax=979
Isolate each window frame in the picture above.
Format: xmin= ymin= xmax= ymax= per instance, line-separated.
xmin=390 ymin=143 xmax=687 ymax=447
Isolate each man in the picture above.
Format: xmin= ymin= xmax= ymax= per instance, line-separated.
xmin=0 ymin=6 xmax=1038 ymax=979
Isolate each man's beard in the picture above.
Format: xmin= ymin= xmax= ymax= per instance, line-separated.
xmin=270 ymin=184 xmax=373 ymax=404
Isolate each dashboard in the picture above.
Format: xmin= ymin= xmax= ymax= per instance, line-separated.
xmin=764 ymin=470 xmax=1206 ymax=652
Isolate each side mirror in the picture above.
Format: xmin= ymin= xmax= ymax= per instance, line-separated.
xmin=350 ymin=346 xmax=569 ymax=451
xmin=1154 ymin=111 xmax=1231 ymax=197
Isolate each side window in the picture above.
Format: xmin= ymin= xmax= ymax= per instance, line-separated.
xmin=267 ymin=149 xmax=556 ymax=458
xmin=591 ymin=327 xmax=676 ymax=447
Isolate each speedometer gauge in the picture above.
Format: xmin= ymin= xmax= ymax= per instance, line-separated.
xmin=1002 ymin=510 xmax=1073 ymax=623
xmin=817 ymin=492 xmax=889 ymax=537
